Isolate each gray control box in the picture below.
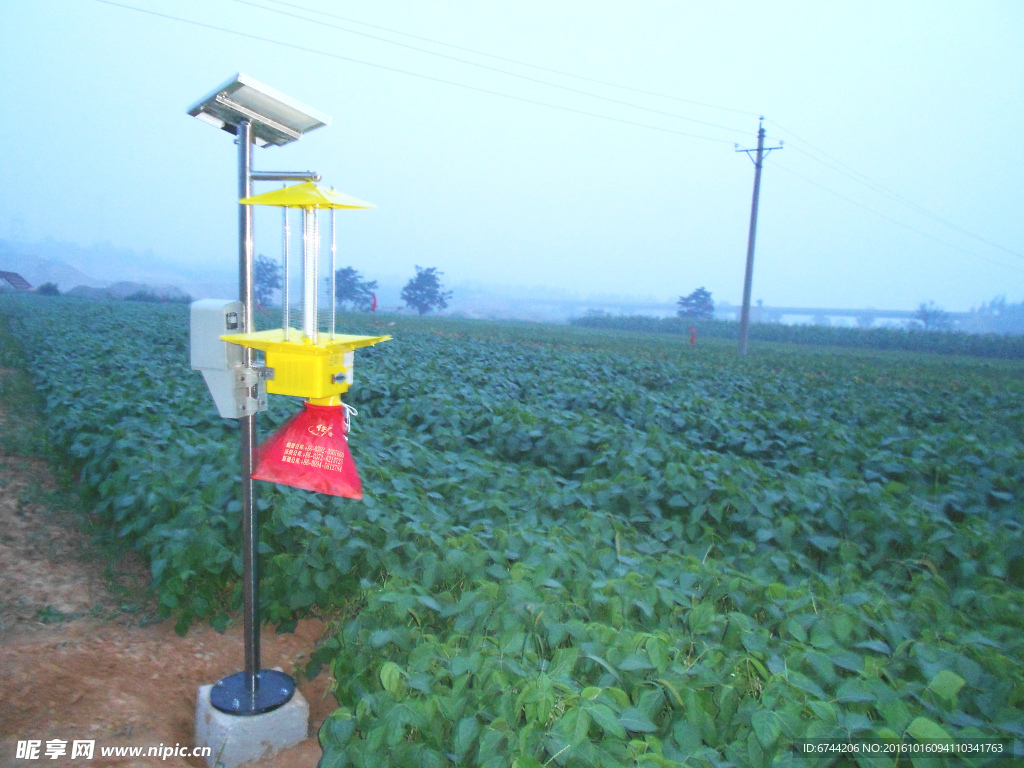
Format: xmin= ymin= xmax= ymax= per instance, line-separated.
xmin=189 ymin=299 xmax=267 ymax=419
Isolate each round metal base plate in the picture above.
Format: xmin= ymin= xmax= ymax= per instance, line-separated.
xmin=209 ymin=669 xmax=295 ymax=716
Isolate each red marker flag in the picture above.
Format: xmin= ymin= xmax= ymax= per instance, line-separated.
xmin=251 ymin=402 xmax=362 ymax=498
xmin=371 ymin=293 xmax=377 ymax=312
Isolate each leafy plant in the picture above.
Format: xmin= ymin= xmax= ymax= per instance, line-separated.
xmin=2 ymin=294 xmax=1022 ymax=767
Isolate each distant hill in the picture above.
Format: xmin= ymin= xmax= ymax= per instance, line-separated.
xmin=0 ymin=238 xmax=233 ymax=298
xmin=0 ymin=242 xmax=103 ymax=291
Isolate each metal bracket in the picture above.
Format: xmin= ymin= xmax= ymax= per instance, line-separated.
xmin=237 ymin=366 xmax=259 ymax=389
xmin=254 ymin=365 xmax=275 ymax=381
xmin=235 ymin=365 xmax=268 ymax=416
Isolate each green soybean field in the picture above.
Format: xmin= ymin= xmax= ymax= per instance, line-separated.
xmin=2 ymin=295 xmax=1022 ymax=768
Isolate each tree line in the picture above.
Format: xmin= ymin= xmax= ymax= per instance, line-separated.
xmin=254 ymin=255 xmax=452 ymax=316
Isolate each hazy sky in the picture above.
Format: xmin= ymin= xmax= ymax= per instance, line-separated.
xmin=2 ymin=1 xmax=1022 ymax=310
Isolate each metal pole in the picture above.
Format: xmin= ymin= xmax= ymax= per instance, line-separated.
xmin=312 ymin=208 xmax=320 ymax=343
xmin=251 ymin=171 xmax=322 ymax=182
xmin=738 ymin=121 xmax=766 ymax=356
xmin=302 ymin=208 xmax=316 ymax=341
xmin=283 ymin=202 xmax=290 ymax=342
xmin=237 ymin=120 xmax=260 ymax=697
xmin=331 ymin=208 xmax=336 ymax=340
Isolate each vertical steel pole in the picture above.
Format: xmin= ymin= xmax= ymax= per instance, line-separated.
xmin=237 ymin=120 xmax=260 ymax=696
xmin=313 ymin=207 xmax=321 ymax=342
xmin=331 ymin=208 xmax=336 ymax=340
xmin=283 ymin=197 xmax=290 ymax=342
xmin=738 ymin=122 xmax=766 ymax=356
xmin=302 ymin=208 xmax=315 ymax=340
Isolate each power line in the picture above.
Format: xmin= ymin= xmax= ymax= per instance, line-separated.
xmin=259 ymin=0 xmax=759 ymax=119
xmin=92 ymin=0 xmax=737 ymax=145
xmin=229 ymin=0 xmax=752 ymax=138
xmin=241 ymin=0 xmax=1024 ymax=269
xmin=87 ymin=0 xmax=1024 ymax=278
xmin=771 ymin=162 xmax=1023 ymax=273
xmin=767 ymin=118 xmax=1023 ymax=260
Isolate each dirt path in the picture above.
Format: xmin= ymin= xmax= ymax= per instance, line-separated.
xmin=0 ymin=426 xmax=335 ymax=767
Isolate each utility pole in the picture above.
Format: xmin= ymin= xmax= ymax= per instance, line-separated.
xmin=736 ymin=118 xmax=782 ymax=355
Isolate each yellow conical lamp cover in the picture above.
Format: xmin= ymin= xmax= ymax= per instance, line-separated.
xmin=240 ymin=181 xmax=374 ymax=209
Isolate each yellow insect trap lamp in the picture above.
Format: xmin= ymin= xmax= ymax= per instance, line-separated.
xmin=221 ymin=181 xmax=390 ymax=498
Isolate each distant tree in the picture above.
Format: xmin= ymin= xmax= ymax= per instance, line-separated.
xmin=915 ymin=301 xmax=952 ymax=331
xmin=967 ymin=295 xmax=1024 ymax=334
xmin=401 ymin=266 xmax=452 ymax=315
xmin=35 ymin=282 xmax=60 ymax=296
xmin=254 ymin=253 xmax=282 ymax=308
xmin=856 ymin=313 xmax=877 ymax=330
xmin=333 ymin=267 xmax=378 ymax=311
xmin=677 ymin=287 xmax=714 ymax=320
xmin=125 ymin=289 xmax=192 ymax=304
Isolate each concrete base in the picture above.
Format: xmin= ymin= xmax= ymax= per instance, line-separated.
xmin=195 ymin=676 xmax=309 ymax=768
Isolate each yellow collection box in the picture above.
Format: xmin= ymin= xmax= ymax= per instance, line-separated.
xmin=221 ymin=328 xmax=391 ymax=405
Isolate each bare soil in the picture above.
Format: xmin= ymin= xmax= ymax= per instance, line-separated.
xmin=0 ymin=446 xmax=336 ymax=767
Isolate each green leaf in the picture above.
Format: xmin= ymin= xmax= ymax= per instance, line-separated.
xmin=672 ymin=720 xmax=701 ymax=754
xmin=417 ymin=595 xmax=441 ymax=611
xmin=746 ymin=731 xmax=768 ymax=768
xmin=370 ymin=629 xmax=394 ymax=648
xmin=619 ymin=707 xmax=657 ymax=733
xmin=454 ymin=716 xmax=481 ymax=756
xmin=647 ymin=638 xmax=669 ymax=671
xmin=857 ymin=640 xmax=892 ymax=655
xmin=787 ymin=671 xmax=828 ymax=700
xmin=751 ymin=710 xmax=782 ymax=750
xmin=927 ymin=670 xmax=965 ymax=701
xmin=618 ymin=651 xmax=655 ymax=671
xmin=877 ymin=699 xmax=913 ymax=733
xmin=320 ymin=713 xmax=356 ymax=749
xmin=809 ymin=620 xmax=835 ymax=649
xmin=837 ymin=679 xmax=875 ymax=703
xmin=585 ymin=702 xmax=627 ymax=740
xmin=549 ymin=646 xmax=580 ymax=680
xmin=829 ymin=650 xmax=864 ymax=674
xmin=571 ymin=708 xmax=592 ymax=746
xmin=584 ymin=654 xmax=622 ymax=683
xmin=601 ymin=687 xmax=631 ymax=710
xmin=318 ymin=749 xmax=350 ymax=768
xmin=408 ymin=672 xmax=432 ymax=694
xmin=906 ymin=717 xmax=952 ymax=742
xmin=688 ymin=602 xmax=716 ymax=634
xmin=807 ymin=700 xmax=837 ymax=724
xmin=380 ymin=661 xmax=404 ymax=694
xmin=785 ymin=618 xmax=807 ymax=643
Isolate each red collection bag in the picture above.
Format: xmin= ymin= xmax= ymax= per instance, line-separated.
xmin=251 ymin=402 xmax=362 ymax=499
